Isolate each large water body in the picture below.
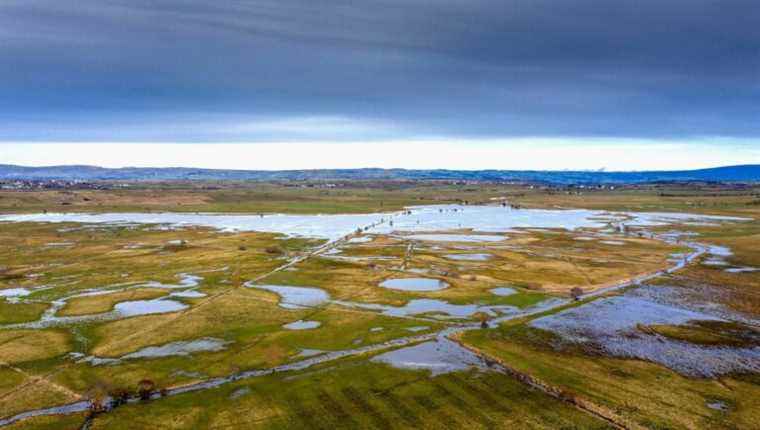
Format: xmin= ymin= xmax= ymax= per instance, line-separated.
xmin=3 ymin=206 xmax=747 ymax=241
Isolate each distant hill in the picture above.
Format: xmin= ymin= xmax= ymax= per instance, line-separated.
xmin=1 ymin=164 xmax=759 ymax=185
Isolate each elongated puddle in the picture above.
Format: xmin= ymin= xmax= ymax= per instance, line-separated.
xmin=283 ymin=320 xmax=321 ymax=330
xmin=445 ymin=253 xmax=492 ymax=261
xmin=406 ymin=234 xmax=505 ymax=243
xmin=0 ymin=288 xmax=31 ymax=298
xmin=74 ymin=337 xmax=231 ymax=366
xmin=379 ymin=278 xmax=448 ymax=292
xmin=335 ymin=298 xmax=519 ymax=319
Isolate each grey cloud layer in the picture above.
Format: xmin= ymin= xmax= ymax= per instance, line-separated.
xmin=1 ymin=0 xmax=759 ymax=141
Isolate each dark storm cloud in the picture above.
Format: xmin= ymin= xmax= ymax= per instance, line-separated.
xmin=1 ymin=0 xmax=759 ymax=141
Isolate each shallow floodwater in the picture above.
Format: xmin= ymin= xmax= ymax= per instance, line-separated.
xmin=445 ymin=253 xmax=492 ymax=261
xmin=531 ymin=292 xmax=760 ymax=377
xmin=170 ymin=290 xmax=207 ymax=298
xmin=282 ymin=320 xmax=321 ymax=330
xmin=490 ymin=287 xmax=516 ymax=296
xmin=600 ymin=240 xmax=625 ymax=246
xmin=0 ymin=288 xmax=31 ymax=298
xmin=125 ymin=338 xmax=230 ymax=359
xmin=379 ymin=278 xmax=449 ymax=292
xmin=347 ymin=236 xmax=374 ymax=243
xmin=245 ymin=283 xmax=330 ymax=309
xmin=0 ymin=205 xmax=754 ymax=426
xmin=139 ymin=273 xmax=203 ymax=290
xmin=74 ymin=338 xmax=231 ymax=366
xmin=297 ymin=348 xmax=326 ymax=358
xmin=114 ymin=299 xmax=188 ymax=317
xmin=371 ymin=337 xmax=490 ymax=376
xmin=0 ymin=212 xmax=388 ymax=241
xmin=336 ymin=298 xmax=518 ymax=319
xmin=406 ymin=234 xmax=505 ymax=243
xmin=574 ymin=236 xmax=596 ymax=241
xmin=2 ymin=206 xmax=750 ymax=243
xmin=3 ymin=293 xmax=190 ymax=330
xmin=703 ymin=259 xmax=729 ymax=267
xmin=625 ymin=212 xmax=750 ymax=227
xmin=726 ymin=267 xmax=760 ymax=273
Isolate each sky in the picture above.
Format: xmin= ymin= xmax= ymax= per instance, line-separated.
xmin=1 ymin=0 xmax=759 ymax=170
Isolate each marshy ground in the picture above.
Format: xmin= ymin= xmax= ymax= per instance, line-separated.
xmin=0 ymin=182 xmax=758 ymax=429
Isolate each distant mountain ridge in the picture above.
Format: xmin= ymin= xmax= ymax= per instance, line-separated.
xmin=1 ymin=164 xmax=759 ymax=185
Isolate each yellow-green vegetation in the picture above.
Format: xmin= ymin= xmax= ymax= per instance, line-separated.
xmin=463 ymin=324 xmax=760 ymax=430
xmin=508 ymin=184 xmax=760 ymax=217
xmin=1 ymin=413 xmax=87 ymax=430
xmin=0 ymin=301 xmax=48 ymax=325
xmin=642 ymin=321 xmax=759 ymax=348
xmin=292 ymin=229 xmax=676 ymax=306
xmin=2 ymin=182 xmax=758 ymax=217
xmin=0 ymin=222 xmax=295 ymax=297
xmin=641 ymin=213 xmax=760 ymax=318
xmin=4 ymin=412 xmax=87 ymax=430
xmin=0 ymin=183 xmax=503 ymax=215
xmin=88 ymin=357 xmax=612 ymax=429
xmin=0 ymin=183 xmax=759 ymax=428
xmin=0 ymin=330 xmax=79 ymax=418
xmin=455 ymin=197 xmax=760 ymax=429
xmin=0 ymin=330 xmax=70 ymax=364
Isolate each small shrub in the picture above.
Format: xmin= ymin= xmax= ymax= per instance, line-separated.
xmin=137 ymin=379 xmax=156 ymax=401
xmin=265 ymin=246 xmax=283 ymax=255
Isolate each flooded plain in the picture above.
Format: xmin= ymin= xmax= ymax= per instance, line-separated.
xmin=0 ymin=204 xmax=756 ymax=427
xmin=2 ymin=206 xmax=750 ymax=243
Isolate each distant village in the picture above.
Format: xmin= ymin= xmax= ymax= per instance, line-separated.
xmin=0 ymin=179 xmax=124 ymax=190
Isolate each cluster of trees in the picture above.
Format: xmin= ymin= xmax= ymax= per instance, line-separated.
xmin=88 ymin=379 xmax=164 ymax=416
